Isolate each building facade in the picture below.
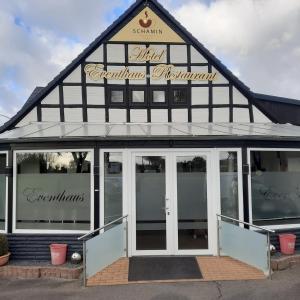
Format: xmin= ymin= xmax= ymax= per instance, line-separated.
xmin=1 ymin=0 xmax=300 ymax=260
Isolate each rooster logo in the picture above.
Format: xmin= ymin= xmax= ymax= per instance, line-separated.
xmin=139 ymin=11 xmax=152 ymax=28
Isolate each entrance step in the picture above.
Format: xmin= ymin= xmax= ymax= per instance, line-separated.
xmin=86 ymin=256 xmax=265 ymax=286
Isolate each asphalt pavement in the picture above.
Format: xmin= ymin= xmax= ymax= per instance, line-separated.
xmin=1 ymin=263 xmax=300 ymax=300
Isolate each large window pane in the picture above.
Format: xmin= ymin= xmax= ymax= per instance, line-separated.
xmin=104 ymin=153 xmax=123 ymax=225
xmin=177 ymin=156 xmax=208 ymax=250
xmin=16 ymin=151 xmax=91 ymax=231
xmin=0 ymin=154 xmax=6 ymax=231
xmin=136 ymin=156 xmax=166 ymax=250
xmin=220 ymin=152 xmax=239 ymax=220
xmin=251 ymin=151 xmax=300 ymax=226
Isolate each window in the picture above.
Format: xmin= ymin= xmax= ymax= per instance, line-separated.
xmin=103 ymin=152 xmax=123 ymax=225
xmin=132 ymin=91 xmax=145 ymax=103
xmin=0 ymin=154 xmax=7 ymax=232
xmin=172 ymin=88 xmax=188 ymax=105
xmin=110 ymin=90 xmax=124 ymax=103
xmin=152 ymin=90 xmax=166 ymax=104
xmin=15 ymin=151 xmax=92 ymax=232
xmin=220 ymin=151 xmax=239 ymax=220
xmin=250 ymin=150 xmax=300 ymax=226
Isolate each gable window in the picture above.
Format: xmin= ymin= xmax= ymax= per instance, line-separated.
xmin=132 ymin=91 xmax=145 ymax=103
xmin=111 ymin=90 xmax=124 ymax=103
xmin=151 ymin=88 xmax=167 ymax=106
xmin=172 ymin=87 xmax=188 ymax=105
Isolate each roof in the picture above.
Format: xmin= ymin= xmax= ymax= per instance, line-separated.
xmin=1 ymin=122 xmax=300 ymax=143
xmin=253 ymin=93 xmax=300 ymax=106
xmin=0 ymin=0 xmax=259 ymax=134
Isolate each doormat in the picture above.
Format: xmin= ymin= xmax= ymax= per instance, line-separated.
xmin=128 ymin=256 xmax=202 ymax=281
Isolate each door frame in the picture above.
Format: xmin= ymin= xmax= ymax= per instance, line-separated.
xmin=99 ymin=148 xmax=244 ymax=257
xmin=129 ymin=149 xmax=215 ymax=256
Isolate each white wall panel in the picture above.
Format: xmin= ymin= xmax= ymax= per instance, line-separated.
xmin=172 ymin=109 xmax=188 ymax=122
xmin=64 ymin=108 xmax=83 ymax=122
xmin=16 ymin=108 xmax=38 ymax=127
xmin=149 ymin=44 xmax=167 ymax=63
xmin=170 ymin=45 xmax=187 ymax=63
xmin=41 ymin=108 xmax=61 ymax=122
xmin=192 ymin=108 xmax=209 ymax=122
xmin=86 ymin=45 xmax=103 ymax=62
xmin=109 ymin=109 xmax=127 ymax=122
xmin=42 ymin=87 xmax=59 ymax=105
xmin=87 ymin=108 xmax=106 ymax=122
xmin=63 ymin=86 xmax=82 ymax=104
xmin=212 ymin=67 xmax=229 ymax=84
xmin=190 ymin=46 xmax=207 ymax=63
xmin=150 ymin=66 xmax=167 ymax=85
xmin=233 ymin=88 xmax=249 ymax=105
xmin=151 ymin=109 xmax=168 ymax=123
xmin=213 ymin=108 xmax=230 ymax=122
xmin=233 ymin=108 xmax=250 ymax=122
xmin=129 ymin=66 xmax=147 ymax=85
xmin=63 ymin=66 xmax=81 ymax=83
xmin=191 ymin=66 xmax=209 ymax=84
xmin=130 ymin=109 xmax=147 ymax=123
xmin=107 ymin=44 xmax=125 ymax=63
xmin=107 ymin=65 xmax=126 ymax=85
xmin=86 ymin=87 xmax=105 ymax=105
xmin=253 ymin=107 xmax=271 ymax=123
xmin=171 ymin=66 xmax=188 ymax=85
xmin=213 ymin=87 xmax=229 ymax=105
xmin=192 ymin=87 xmax=209 ymax=105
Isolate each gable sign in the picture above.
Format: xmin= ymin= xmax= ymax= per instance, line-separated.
xmin=85 ymin=46 xmax=218 ymax=82
xmin=110 ymin=7 xmax=184 ymax=43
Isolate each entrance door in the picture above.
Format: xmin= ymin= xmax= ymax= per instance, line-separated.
xmin=132 ymin=151 xmax=212 ymax=256
xmin=132 ymin=154 xmax=172 ymax=255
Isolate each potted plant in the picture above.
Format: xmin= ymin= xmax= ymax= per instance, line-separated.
xmin=0 ymin=234 xmax=10 ymax=266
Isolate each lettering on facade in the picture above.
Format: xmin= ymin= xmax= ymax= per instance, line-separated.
xmin=23 ymin=188 xmax=85 ymax=203
xmin=85 ymin=63 xmax=218 ymax=82
xmin=129 ymin=46 xmax=166 ymax=62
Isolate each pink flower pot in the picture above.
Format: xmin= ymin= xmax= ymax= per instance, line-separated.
xmin=50 ymin=244 xmax=67 ymax=265
xmin=0 ymin=253 xmax=10 ymax=266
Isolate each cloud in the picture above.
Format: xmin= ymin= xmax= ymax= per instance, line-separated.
xmin=171 ymin=0 xmax=300 ymax=98
xmin=0 ymin=0 xmax=125 ymax=118
xmin=1 ymin=0 xmax=300 ymax=122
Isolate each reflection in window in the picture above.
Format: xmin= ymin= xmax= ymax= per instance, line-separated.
xmin=16 ymin=152 xmax=91 ymax=231
xmin=0 ymin=154 xmax=6 ymax=231
xmin=173 ymin=89 xmax=187 ymax=104
xmin=104 ymin=153 xmax=123 ymax=225
xmin=153 ymin=91 xmax=166 ymax=103
xmin=251 ymin=151 xmax=300 ymax=226
xmin=132 ymin=91 xmax=145 ymax=103
xmin=136 ymin=156 xmax=166 ymax=250
xmin=220 ymin=152 xmax=239 ymax=220
xmin=177 ymin=156 xmax=208 ymax=250
xmin=111 ymin=90 xmax=124 ymax=103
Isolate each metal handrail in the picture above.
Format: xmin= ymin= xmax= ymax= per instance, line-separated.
xmin=216 ymin=214 xmax=275 ymax=233
xmin=78 ymin=215 xmax=129 ymax=241
xmin=216 ymin=213 xmax=275 ymax=279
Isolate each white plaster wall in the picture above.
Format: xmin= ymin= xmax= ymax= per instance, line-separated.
xmin=42 ymin=87 xmax=59 ymax=105
xmin=41 ymin=108 xmax=61 ymax=122
xmin=86 ymin=87 xmax=105 ymax=105
xmin=192 ymin=108 xmax=209 ymax=122
xmin=63 ymin=86 xmax=82 ymax=104
xmin=192 ymin=87 xmax=209 ymax=105
xmin=151 ymin=109 xmax=168 ymax=123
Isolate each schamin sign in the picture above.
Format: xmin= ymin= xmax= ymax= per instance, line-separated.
xmin=85 ymin=46 xmax=217 ymax=81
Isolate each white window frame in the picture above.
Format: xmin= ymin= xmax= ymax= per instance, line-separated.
xmin=99 ymin=149 xmax=127 ymax=230
xmin=248 ymin=148 xmax=300 ymax=230
xmin=13 ymin=149 xmax=94 ymax=234
xmin=215 ymin=148 xmax=244 ymax=223
xmin=0 ymin=151 xmax=8 ymax=234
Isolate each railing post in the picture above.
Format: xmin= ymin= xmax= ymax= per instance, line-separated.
xmin=217 ymin=215 xmax=220 ymax=257
xmin=125 ymin=217 xmax=129 ymax=257
xmin=83 ymin=241 xmax=87 ymax=287
xmin=267 ymin=232 xmax=272 ymax=279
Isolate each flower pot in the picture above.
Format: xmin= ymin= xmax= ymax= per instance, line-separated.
xmin=50 ymin=244 xmax=67 ymax=265
xmin=0 ymin=253 xmax=10 ymax=267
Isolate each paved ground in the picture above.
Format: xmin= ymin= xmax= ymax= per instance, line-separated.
xmin=1 ymin=264 xmax=300 ymax=300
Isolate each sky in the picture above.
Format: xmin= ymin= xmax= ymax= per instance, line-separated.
xmin=1 ymin=0 xmax=300 ymax=123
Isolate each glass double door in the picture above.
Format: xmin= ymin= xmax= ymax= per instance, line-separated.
xmin=132 ymin=151 xmax=212 ymax=255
